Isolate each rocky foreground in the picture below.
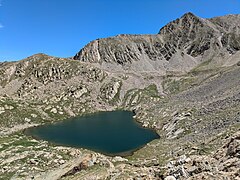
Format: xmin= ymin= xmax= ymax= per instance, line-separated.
xmin=0 ymin=13 xmax=240 ymax=179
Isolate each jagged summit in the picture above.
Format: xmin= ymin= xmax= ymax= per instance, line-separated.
xmin=159 ymin=12 xmax=203 ymax=34
xmin=181 ymin=12 xmax=198 ymax=18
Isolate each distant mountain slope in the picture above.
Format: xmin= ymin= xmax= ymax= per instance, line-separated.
xmin=74 ymin=13 xmax=240 ymax=74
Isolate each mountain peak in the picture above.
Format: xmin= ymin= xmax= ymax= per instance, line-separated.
xmin=158 ymin=12 xmax=204 ymax=35
xmin=29 ymin=53 xmax=49 ymax=58
xmin=181 ymin=12 xmax=199 ymax=19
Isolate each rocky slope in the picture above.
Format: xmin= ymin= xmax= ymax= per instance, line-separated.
xmin=0 ymin=13 xmax=240 ymax=179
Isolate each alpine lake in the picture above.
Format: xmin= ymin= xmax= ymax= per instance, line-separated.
xmin=25 ymin=110 xmax=159 ymax=156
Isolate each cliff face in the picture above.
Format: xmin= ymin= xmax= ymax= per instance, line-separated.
xmin=209 ymin=15 xmax=240 ymax=53
xmin=74 ymin=13 xmax=240 ymax=73
xmin=159 ymin=12 xmax=216 ymax=57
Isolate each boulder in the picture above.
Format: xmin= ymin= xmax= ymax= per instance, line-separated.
xmin=112 ymin=156 xmax=128 ymax=163
xmin=50 ymin=108 xmax=58 ymax=114
xmin=165 ymin=176 xmax=176 ymax=180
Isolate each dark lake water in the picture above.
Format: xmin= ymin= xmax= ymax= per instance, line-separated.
xmin=25 ymin=110 xmax=159 ymax=156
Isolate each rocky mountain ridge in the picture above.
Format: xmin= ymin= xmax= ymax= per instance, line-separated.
xmin=74 ymin=12 xmax=240 ymax=74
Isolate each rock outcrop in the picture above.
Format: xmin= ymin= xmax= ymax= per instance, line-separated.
xmin=163 ymin=132 xmax=240 ymax=179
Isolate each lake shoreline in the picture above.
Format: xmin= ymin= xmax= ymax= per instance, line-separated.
xmin=24 ymin=110 xmax=160 ymax=157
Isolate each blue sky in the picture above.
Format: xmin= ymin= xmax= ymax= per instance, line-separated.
xmin=0 ymin=0 xmax=239 ymax=61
